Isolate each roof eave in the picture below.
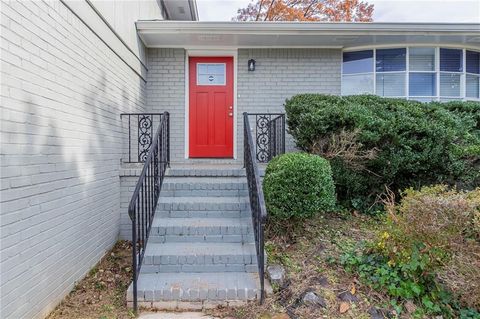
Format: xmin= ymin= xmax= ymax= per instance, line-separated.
xmin=136 ymin=21 xmax=480 ymax=35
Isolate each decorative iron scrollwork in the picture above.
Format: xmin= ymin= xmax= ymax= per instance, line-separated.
xmin=249 ymin=113 xmax=285 ymax=163
xmin=138 ymin=115 xmax=153 ymax=162
xmin=255 ymin=115 xmax=270 ymax=163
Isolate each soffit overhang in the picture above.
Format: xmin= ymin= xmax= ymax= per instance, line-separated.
xmin=136 ymin=21 xmax=480 ymax=50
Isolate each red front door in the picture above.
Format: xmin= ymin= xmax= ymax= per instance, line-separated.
xmin=189 ymin=57 xmax=234 ymax=158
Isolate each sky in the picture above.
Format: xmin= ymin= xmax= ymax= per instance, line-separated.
xmin=197 ymin=0 xmax=480 ymax=23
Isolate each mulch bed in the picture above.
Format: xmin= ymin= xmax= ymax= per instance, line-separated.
xmin=47 ymin=240 xmax=134 ymax=319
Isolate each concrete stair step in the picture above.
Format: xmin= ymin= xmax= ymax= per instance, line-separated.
xmin=157 ymin=197 xmax=250 ymax=212
xmin=127 ymin=272 xmax=260 ymax=303
xmin=151 ymin=217 xmax=253 ymax=236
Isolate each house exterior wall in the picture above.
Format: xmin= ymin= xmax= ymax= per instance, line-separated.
xmin=119 ymin=167 xmax=143 ymax=240
xmin=146 ymin=48 xmax=186 ymax=161
xmin=0 ymin=1 xmax=163 ymax=318
xmin=236 ymin=48 xmax=342 ymax=159
xmin=144 ymin=48 xmax=341 ymax=162
xmin=88 ymin=0 xmax=165 ymax=63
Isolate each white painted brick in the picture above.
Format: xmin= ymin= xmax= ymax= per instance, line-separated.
xmin=0 ymin=1 xmax=157 ymax=318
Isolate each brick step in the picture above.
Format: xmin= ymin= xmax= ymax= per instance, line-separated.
xmin=156 ymin=197 xmax=250 ymax=212
xmin=141 ymin=242 xmax=257 ymax=273
xmin=160 ymin=188 xmax=249 ymax=197
xmin=151 ymin=217 xmax=253 ymax=236
xmin=148 ymin=234 xmax=255 ymax=244
xmin=167 ymin=167 xmax=246 ymax=177
xmin=140 ymin=262 xmax=258 ymax=273
xmin=163 ymin=176 xmax=247 ymax=190
xmin=127 ymin=272 xmax=260 ymax=303
xmin=156 ymin=210 xmax=251 ymax=219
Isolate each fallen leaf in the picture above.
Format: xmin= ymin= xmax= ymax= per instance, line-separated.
xmin=339 ymin=302 xmax=350 ymax=313
xmin=405 ymin=300 xmax=416 ymax=313
xmin=350 ymin=284 xmax=356 ymax=295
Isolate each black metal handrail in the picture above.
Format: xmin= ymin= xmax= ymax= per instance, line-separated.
xmin=247 ymin=113 xmax=286 ymax=163
xmin=129 ymin=112 xmax=169 ymax=312
xmin=120 ymin=113 xmax=165 ymax=163
xmin=243 ymin=112 xmax=267 ymax=303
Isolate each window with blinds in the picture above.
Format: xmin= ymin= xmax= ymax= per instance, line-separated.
xmin=341 ymin=50 xmax=374 ymax=95
xmin=342 ymin=47 xmax=480 ymax=101
xmin=466 ymin=50 xmax=480 ymax=99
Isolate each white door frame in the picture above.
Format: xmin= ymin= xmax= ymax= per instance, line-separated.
xmin=184 ymin=49 xmax=238 ymax=159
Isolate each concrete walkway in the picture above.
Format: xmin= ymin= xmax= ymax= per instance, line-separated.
xmin=139 ymin=312 xmax=218 ymax=319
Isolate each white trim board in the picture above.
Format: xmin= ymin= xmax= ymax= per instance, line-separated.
xmin=61 ymin=0 xmax=148 ymax=81
xmin=184 ymin=49 xmax=238 ymax=160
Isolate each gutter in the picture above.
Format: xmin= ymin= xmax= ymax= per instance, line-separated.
xmin=136 ymin=21 xmax=480 ymax=35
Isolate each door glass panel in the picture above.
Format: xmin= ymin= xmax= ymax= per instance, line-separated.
xmin=197 ymin=63 xmax=226 ymax=85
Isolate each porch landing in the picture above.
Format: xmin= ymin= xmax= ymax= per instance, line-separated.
xmin=127 ymin=164 xmax=263 ymax=310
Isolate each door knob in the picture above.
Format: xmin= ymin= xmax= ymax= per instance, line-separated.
xmin=228 ymin=112 xmax=233 ymax=117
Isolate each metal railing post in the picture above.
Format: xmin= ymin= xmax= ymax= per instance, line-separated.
xmin=127 ymin=113 xmax=169 ymax=313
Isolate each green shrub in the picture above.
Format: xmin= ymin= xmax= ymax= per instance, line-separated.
xmin=341 ymin=186 xmax=480 ymax=317
xmin=284 ymin=94 xmax=480 ymax=210
xmin=263 ymin=152 xmax=336 ymax=220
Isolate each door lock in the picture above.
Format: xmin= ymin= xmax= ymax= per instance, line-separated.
xmin=228 ymin=106 xmax=233 ymax=110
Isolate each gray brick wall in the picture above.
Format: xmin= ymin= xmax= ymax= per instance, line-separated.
xmin=146 ymin=48 xmax=186 ymax=162
xmin=0 ymin=1 xmax=148 ymax=318
xmin=119 ymin=167 xmax=143 ymax=240
xmin=236 ymin=48 xmax=341 ymax=159
xmin=144 ymin=48 xmax=341 ymax=162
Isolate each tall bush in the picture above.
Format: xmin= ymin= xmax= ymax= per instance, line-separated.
xmin=285 ymin=94 xmax=480 ymax=210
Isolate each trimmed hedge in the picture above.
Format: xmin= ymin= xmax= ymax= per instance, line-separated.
xmin=285 ymin=94 xmax=480 ymax=210
xmin=263 ymin=152 xmax=336 ymax=219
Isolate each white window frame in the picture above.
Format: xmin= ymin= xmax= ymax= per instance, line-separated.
xmin=341 ymin=45 xmax=480 ymax=102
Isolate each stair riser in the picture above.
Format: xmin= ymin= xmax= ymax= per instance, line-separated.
xmin=130 ymin=288 xmax=259 ymax=302
xmin=140 ymin=263 xmax=258 ymax=273
xmin=157 ymin=202 xmax=250 ymax=212
xmin=167 ymin=170 xmax=246 ymax=177
xmin=143 ymin=254 xmax=256 ymax=266
xmin=149 ymin=234 xmax=255 ymax=244
xmin=151 ymin=225 xmax=252 ymax=236
xmin=162 ymin=181 xmax=247 ymax=191
xmin=160 ymin=189 xmax=249 ymax=197
xmin=156 ymin=211 xmax=251 ymax=218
